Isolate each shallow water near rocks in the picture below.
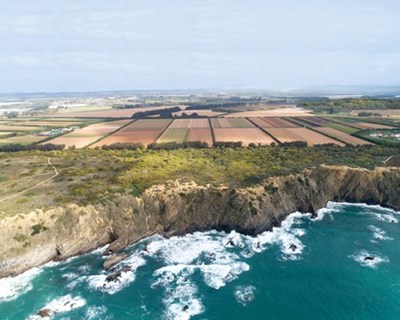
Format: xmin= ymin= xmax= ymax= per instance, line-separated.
xmin=1 ymin=202 xmax=400 ymax=319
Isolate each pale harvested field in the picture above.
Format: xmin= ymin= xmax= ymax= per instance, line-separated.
xmin=187 ymin=128 xmax=213 ymax=145
xmin=10 ymin=120 xmax=80 ymax=127
xmin=213 ymin=128 xmax=275 ymax=146
xmin=0 ymin=135 xmax=46 ymax=145
xmin=92 ymin=130 xmax=161 ymax=146
xmin=0 ymin=132 xmax=13 ymax=136
xmin=211 ymin=118 xmax=254 ymax=128
xmin=168 ymin=119 xmax=190 ymax=128
xmin=173 ymin=110 xmax=226 ymax=117
xmin=92 ymin=119 xmax=171 ymax=147
xmin=126 ymin=119 xmax=172 ymax=129
xmin=224 ymin=107 xmax=312 ymax=118
xmin=47 ymin=120 xmax=131 ymax=148
xmin=0 ymin=125 xmax=45 ymax=132
xmin=169 ymin=119 xmax=210 ymax=129
xmin=316 ymin=127 xmax=372 ymax=145
xmin=266 ymin=128 xmax=344 ymax=146
xmin=349 ymin=122 xmax=393 ymax=130
xmin=249 ymin=117 xmax=299 ymax=128
xmin=45 ymin=106 xmax=182 ymax=118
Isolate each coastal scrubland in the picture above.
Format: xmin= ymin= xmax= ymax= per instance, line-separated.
xmin=0 ymin=144 xmax=398 ymax=215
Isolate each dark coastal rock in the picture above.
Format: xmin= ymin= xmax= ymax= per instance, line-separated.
xmin=37 ymin=309 xmax=52 ymax=317
xmin=289 ymin=244 xmax=298 ymax=252
xmin=364 ymin=256 xmax=375 ymax=261
xmin=105 ymin=265 xmax=132 ymax=283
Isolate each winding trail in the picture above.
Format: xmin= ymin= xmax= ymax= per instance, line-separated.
xmin=0 ymin=157 xmax=59 ymax=204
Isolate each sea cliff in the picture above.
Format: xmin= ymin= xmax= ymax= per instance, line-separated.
xmin=1 ymin=165 xmax=399 ymax=278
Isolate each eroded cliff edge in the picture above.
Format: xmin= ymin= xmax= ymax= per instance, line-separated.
xmin=1 ymin=165 xmax=399 ymax=278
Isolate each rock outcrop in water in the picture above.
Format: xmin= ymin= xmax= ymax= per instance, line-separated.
xmin=1 ymin=165 xmax=399 ymax=278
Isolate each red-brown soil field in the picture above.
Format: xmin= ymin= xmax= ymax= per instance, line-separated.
xmin=248 ymin=117 xmax=299 ymax=128
xmin=92 ymin=119 xmax=171 ymax=147
xmin=213 ymin=128 xmax=275 ymax=146
xmin=211 ymin=118 xmax=254 ymax=128
xmin=169 ymin=119 xmax=210 ymax=129
xmin=295 ymin=116 xmax=328 ymax=127
xmin=316 ymin=127 xmax=372 ymax=145
xmin=187 ymin=128 xmax=213 ymax=145
xmin=266 ymin=128 xmax=344 ymax=146
xmin=47 ymin=120 xmax=131 ymax=148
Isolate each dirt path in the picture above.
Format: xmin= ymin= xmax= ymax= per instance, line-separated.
xmin=0 ymin=157 xmax=59 ymax=204
xmin=383 ymin=155 xmax=395 ymax=165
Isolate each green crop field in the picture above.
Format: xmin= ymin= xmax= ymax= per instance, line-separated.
xmin=157 ymin=128 xmax=188 ymax=143
xmin=324 ymin=121 xmax=359 ymax=134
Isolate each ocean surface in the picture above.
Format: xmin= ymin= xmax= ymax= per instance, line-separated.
xmin=1 ymin=202 xmax=400 ymax=320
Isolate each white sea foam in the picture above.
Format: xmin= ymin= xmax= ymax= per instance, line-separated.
xmin=314 ymin=202 xmax=341 ymax=221
xmin=368 ymin=225 xmax=393 ymax=242
xmin=234 ymin=285 xmax=256 ymax=306
xmin=351 ymin=250 xmax=389 ymax=269
xmin=61 ymin=272 xmax=79 ymax=280
xmin=28 ymin=294 xmax=86 ymax=319
xmin=86 ymin=305 xmax=108 ymax=319
xmin=87 ymin=254 xmax=146 ymax=295
xmin=329 ymin=202 xmax=400 ymax=215
xmin=320 ymin=202 xmax=399 ymax=224
xmin=0 ymin=267 xmax=42 ymax=302
xmin=250 ymin=211 xmax=308 ymax=260
xmin=162 ymin=280 xmax=204 ymax=320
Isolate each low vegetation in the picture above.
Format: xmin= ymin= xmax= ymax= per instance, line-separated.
xmin=0 ymin=144 xmax=399 ymax=214
xmin=299 ymin=98 xmax=400 ymax=114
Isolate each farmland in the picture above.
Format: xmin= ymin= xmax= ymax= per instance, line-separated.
xmin=0 ymin=125 xmax=46 ymax=132
xmin=211 ymin=118 xmax=254 ymax=128
xmin=9 ymin=120 xmax=81 ymax=127
xmin=47 ymin=120 xmax=131 ymax=148
xmin=266 ymin=127 xmax=344 ymax=146
xmin=44 ymin=105 xmax=183 ymax=119
xmin=315 ymin=127 xmax=372 ymax=145
xmin=213 ymin=128 xmax=275 ymax=146
xmin=248 ymin=117 xmax=299 ymax=128
xmin=1 ymin=112 xmax=399 ymax=149
xmin=157 ymin=119 xmax=213 ymax=145
xmin=224 ymin=107 xmax=312 ymax=118
xmin=325 ymin=117 xmax=393 ymax=130
xmin=92 ymin=119 xmax=171 ymax=147
xmin=0 ymin=135 xmax=46 ymax=145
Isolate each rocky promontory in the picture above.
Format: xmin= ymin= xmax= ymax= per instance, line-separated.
xmin=1 ymin=165 xmax=399 ymax=278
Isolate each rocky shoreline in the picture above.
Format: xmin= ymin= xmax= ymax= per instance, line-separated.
xmin=1 ymin=165 xmax=399 ymax=278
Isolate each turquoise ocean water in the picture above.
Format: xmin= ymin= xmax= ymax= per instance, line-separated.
xmin=1 ymin=202 xmax=400 ymax=319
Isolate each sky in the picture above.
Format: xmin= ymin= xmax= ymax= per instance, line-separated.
xmin=0 ymin=0 xmax=399 ymax=92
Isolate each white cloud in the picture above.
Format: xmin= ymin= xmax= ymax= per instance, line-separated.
xmin=0 ymin=0 xmax=399 ymax=91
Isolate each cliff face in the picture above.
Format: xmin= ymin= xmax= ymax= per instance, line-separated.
xmin=1 ymin=165 xmax=399 ymax=278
